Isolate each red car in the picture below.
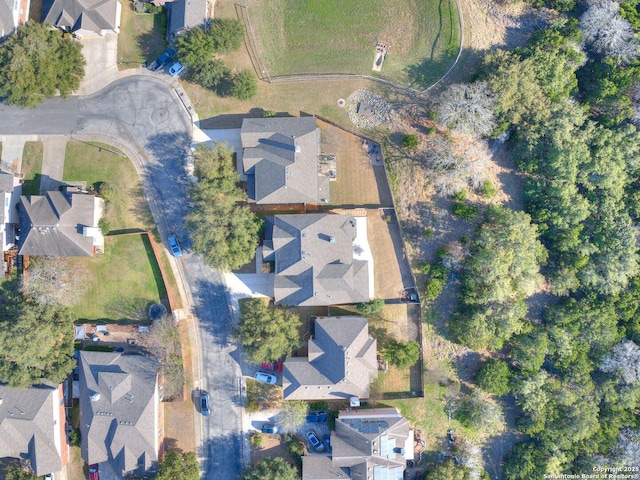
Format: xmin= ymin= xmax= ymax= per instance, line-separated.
xmin=89 ymin=464 xmax=99 ymax=480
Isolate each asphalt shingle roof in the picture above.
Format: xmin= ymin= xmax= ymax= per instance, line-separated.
xmin=0 ymin=384 xmax=63 ymax=476
xmin=79 ymin=352 xmax=160 ymax=477
xmin=42 ymin=0 xmax=119 ymax=33
xmin=19 ymin=189 xmax=103 ymax=257
xmin=241 ymin=117 xmax=326 ymax=204
xmin=283 ymin=316 xmax=377 ymax=400
xmin=264 ymin=214 xmax=370 ymax=306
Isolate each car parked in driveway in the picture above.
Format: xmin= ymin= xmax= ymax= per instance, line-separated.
xmin=261 ymin=423 xmax=278 ymax=434
xmin=200 ymin=392 xmax=211 ymax=416
xmin=89 ymin=464 xmax=99 ymax=480
xmin=168 ymin=235 xmax=182 ymax=258
xmin=307 ymin=431 xmax=325 ymax=452
xmin=306 ymin=411 xmax=327 ymax=423
xmin=254 ymin=372 xmax=277 ymax=384
xmin=169 ymin=61 xmax=185 ymax=76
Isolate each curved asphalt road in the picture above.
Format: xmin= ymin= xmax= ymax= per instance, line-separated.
xmin=0 ymin=76 xmax=244 ymax=479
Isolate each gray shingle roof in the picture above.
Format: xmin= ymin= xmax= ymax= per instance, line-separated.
xmin=241 ymin=117 xmax=326 ymax=204
xmin=42 ymin=0 xmax=119 ymax=33
xmin=0 ymin=171 xmax=16 ymax=226
xmin=19 ymin=189 xmax=103 ymax=257
xmin=0 ymin=0 xmax=16 ymax=38
xmin=263 ymin=214 xmax=369 ymax=306
xmin=79 ymin=352 xmax=160 ymax=477
xmin=283 ymin=316 xmax=377 ymax=400
xmin=0 ymin=384 xmax=63 ymax=476
xmin=302 ymin=408 xmax=410 ymax=480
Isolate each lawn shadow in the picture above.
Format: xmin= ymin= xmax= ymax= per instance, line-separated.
xmin=198 ymin=108 xmax=268 ymax=129
xmin=22 ymin=172 xmax=42 ymax=196
xmin=104 ymin=297 xmax=152 ymax=323
xmin=141 ymin=233 xmax=169 ymax=300
xmin=135 ymin=10 xmax=168 ymax=63
xmin=405 ymin=45 xmax=460 ymax=90
xmin=163 ymin=437 xmax=183 ymax=454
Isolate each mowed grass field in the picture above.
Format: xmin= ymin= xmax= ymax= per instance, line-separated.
xmin=249 ymin=0 xmax=460 ymax=87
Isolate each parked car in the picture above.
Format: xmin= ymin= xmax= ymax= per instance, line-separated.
xmin=168 ymin=235 xmax=182 ymax=258
xmin=169 ymin=61 xmax=185 ymax=76
xmin=307 ymin=431 xmax=325 ymax=452
xmin=254 ymin=372 xmax=277 ymax=384
xmin=44 ymin=474 xmax=55 ymax=480
xmin=200 ymin=392 xmax=211 ymax=416
xmin=261 ymin=423 xmax=278 ymax=434
xmin=306 ymin=411 xmax=327 ymax=423
xmin=148 ymin=48 xmax=176 ymax=71
xmin=88 ymin=464 xmax=99 ymax=480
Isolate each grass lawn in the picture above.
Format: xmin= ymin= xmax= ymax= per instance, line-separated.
xmin=63 ymin=141 xmax=153 ymax=232
xmin=69 ymin=234 xmax=167 ymax=322
xmin=118 ymin=0 xmax=168 ymax=68
xmin=249 ymin=0 xmax=460 ymax=87
xmin=21 ymin=141 xmax=43 ymax=196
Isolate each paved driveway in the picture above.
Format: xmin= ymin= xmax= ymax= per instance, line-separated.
xmin=77 ymin=32 xmax=120 ymax=96
xmin=0 ymin=76 xmax=246 ymax=479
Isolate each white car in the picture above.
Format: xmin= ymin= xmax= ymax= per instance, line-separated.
xmin=254 ymin=372 xmax=277 ymax=384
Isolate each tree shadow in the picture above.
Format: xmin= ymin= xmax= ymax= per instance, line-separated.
xmin=135 ymin=10 xmax=169 ymax=63
xmin=199 ymin=432 xmax=244 ymax=479
xmin=163 ymin=437 xmax=183 ymax=454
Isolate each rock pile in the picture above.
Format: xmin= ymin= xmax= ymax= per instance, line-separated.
xmin=345 ymin=89 xmax=393 ymax=128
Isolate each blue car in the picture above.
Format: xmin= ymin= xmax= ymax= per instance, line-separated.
xmin=200 ymin=393 xmax=210 ymax=416
xmin=169 ymin=61 xmax=185 ymax=77
xmin=168 ymin=235 xmax=182 ymax=258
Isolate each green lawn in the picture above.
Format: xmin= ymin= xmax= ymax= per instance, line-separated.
xmin=69 ymin=234 xmax=167 ymax=322
xmin=118 ymin=0 xmax=168 ymax=68
xmin=249 ymin=0 xmax=460 ymax=87
xmin=21 ymin=141 xmax=43 ymax=195
xmin=63 ymin=141 xmax=153 ymax=232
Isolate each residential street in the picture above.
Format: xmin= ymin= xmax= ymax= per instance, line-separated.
xmin=0 ymin=75 xmax=244 ymax=479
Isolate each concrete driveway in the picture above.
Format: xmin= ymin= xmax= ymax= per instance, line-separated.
xmin=77 ymin=32 xmax=119 ymax=96
xmin=0 ymin=134 xmax=38 ymax=172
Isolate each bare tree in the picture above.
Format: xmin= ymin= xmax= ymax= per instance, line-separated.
xmin=20 ymin=257 xmax=88 ymax=306
xmin=148 ymin=314 xmax=184 ymax=400
xmin=600 ymin=339 xmax=640 ymax=384
xmin=436 ymin=82 xmax=497 ymax=137
xmin=580 ymin=0 xmax=639 ymax=64
xmin=275 ymin=400 xmax=307 ymax=434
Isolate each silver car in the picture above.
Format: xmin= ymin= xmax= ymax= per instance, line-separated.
xmin=254 ymin=372 xmax=277 ymax=384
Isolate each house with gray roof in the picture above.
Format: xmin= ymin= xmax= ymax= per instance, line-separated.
xmin=302 ymin=408 xmax=413 ymax=480
xmin=42 ymin=0 xmax=121 ymax=37
xmin=0 ymin=171 xmax=21 ymax=252
xmin=241 ymin=116 xmax=330 ymax=205
xmin=263 ymin=214 xmax=370 ymax=306
xmin=0 ymin=383 xmax=67 ymax=476
xmin=0 ymin=0 xmax=29 ymax=39
xmin=19 ymin=187 xmax=104 ymax=257
xmin=79 ymin=351 xmax=162 ymax=478
xmin=283 ymin=316 xmax=377 ymax=400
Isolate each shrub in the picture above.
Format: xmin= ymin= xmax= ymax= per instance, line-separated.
xmin=70 ymin=427 xmax=81 ymax=446
xmin=402 ymin=134 xmax=419 ymax=149
xmin=460 ymin=235 xmax=469 ymax=245
xmin=229 ymin=69 xmax=257 ymax=100
xmin=475 ymin=359 xmax=512 ymax=396
xmin=480 ymin=180 xmax=498 ymax=198
xmin=356 ymin=298 xmax=385 ymax=316
xmin=427 ymin=126 xmax=437 ymax=135
xmin=452 ymin=202 xmax=478 ymax=220
xmin=382 ymin=340 xmax=421 ymax=369
xmin=423 ymin=227 xmax=434 ymax=238
xmin=98 ymin=218 xmax=111 ymax=235
xmin=431 ymin=264 xmax=449 ymax=280
xmin=436 ymin=247 xmax=448 ymax=260
xmin=425 ymin=277 xmax=445 ymax=301
xmin=250 ymin=432 xmax=264 ymax=447
xmin=453 ymin=189 xmax=467 ymax=201
xmin=419 ymin=261 xmax=431 ymax=275
xmin=262 ymin=109 xmax=277 ymax=118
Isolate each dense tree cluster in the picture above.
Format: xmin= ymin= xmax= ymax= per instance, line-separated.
xmin=235 ymin=298 xmax=301 ymax=364
xmin=186 ymin=142 xmax=261 ymax=271
xmin=175 ymin=19 xmax=257 ymax=99
xmin=241 ymin=457 xmax=298 ymax=480
xmin=450 ymin=14 xmax=640 ymax=477
xmin=154 ymin=451 xmax=199 ymax=480
xmin=0 ymin=22 xmax=85 ymax=107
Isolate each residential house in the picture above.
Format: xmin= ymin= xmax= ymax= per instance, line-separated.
xmin=263 ymin=213 xmax=371 ymax=306
xmin=161 ymin=0 xmax=206 ymax=39
xmin=0 ymin=0 xmax=29 ymax=39
xmin=241 ymin=116 xmax=330 ymax=205
xmin=79 ymin=351 xmax=162 ymax=478
xmin=18 ymin=186 xmax=104 ymax=257
xmin=0 ymin=383 xmax=67 ymax=476
xmin=42 ymin=0 xmax=121 ymax=37
xmin=0 ymin=171 xmax=21 ymax=252
xmin=302 ymin=408 xmax=413 ymax=480
xmin=282 ymin=316 xmax=377 ymax=400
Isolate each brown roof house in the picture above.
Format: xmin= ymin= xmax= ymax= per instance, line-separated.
xmin=0 ymin=383 xmax=68 ymax=476
xmin=0 ymin=171 xmax=22 ymax=252
xmin=42 ymin=0 xmax=121 ymax=37
xmin=241 ymin=116 xmax=330 ymax=204
xmin=79 ymin=351 xmax=162 ymax=478
xmin=19 ymin=187 xmax=104 ymax=257
xmin=283 ymin=316 xmax=377 ymax=401
xmin=263 ymin=214 xmax=370 ymax=306
xmin=302 ymin=408 xmax=414 ymax=480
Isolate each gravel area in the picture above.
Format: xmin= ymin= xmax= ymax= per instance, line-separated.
xmin=345 ymin=89 xmax=393 ymax=128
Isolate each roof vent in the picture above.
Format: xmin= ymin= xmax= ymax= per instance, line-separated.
xmin=90 ymin=393 xmax=101 ymax=402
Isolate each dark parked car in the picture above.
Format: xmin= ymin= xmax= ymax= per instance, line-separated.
xmin=306 ymin=411 xmax=327 ymax=423
xmin=307 ymin=431 xmax=325 ymax=452
xmin=88 ymin=464 xmax=99 ymax=480
xmin=168 ymin=235 xmax=182 ymax=258
xmin=148 ymin=48 xmax=175 ymax=71
xmin=200 ymin=392 xmax=210 ymax=416
xmin=261 ymin=423 xmax=279 ymax=434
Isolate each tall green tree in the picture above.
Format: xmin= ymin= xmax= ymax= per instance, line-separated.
xmin=155 ymin=451 xmax=199 ymax=480
xmin=186 ymin=143 xmax=261 ymax=271
xmin=241 ymin=457 xmax=298 ymax=480
xmin=0 ymin=22 xmax=85 ymax=107
xmin=209 ymin=18 xmax=244 ymax=53
xmin=236 ymin=298 xmax=301 ymax=364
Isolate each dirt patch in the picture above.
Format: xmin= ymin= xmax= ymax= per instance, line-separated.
xmin=250 ymin=434 xmax=299 ymax=467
